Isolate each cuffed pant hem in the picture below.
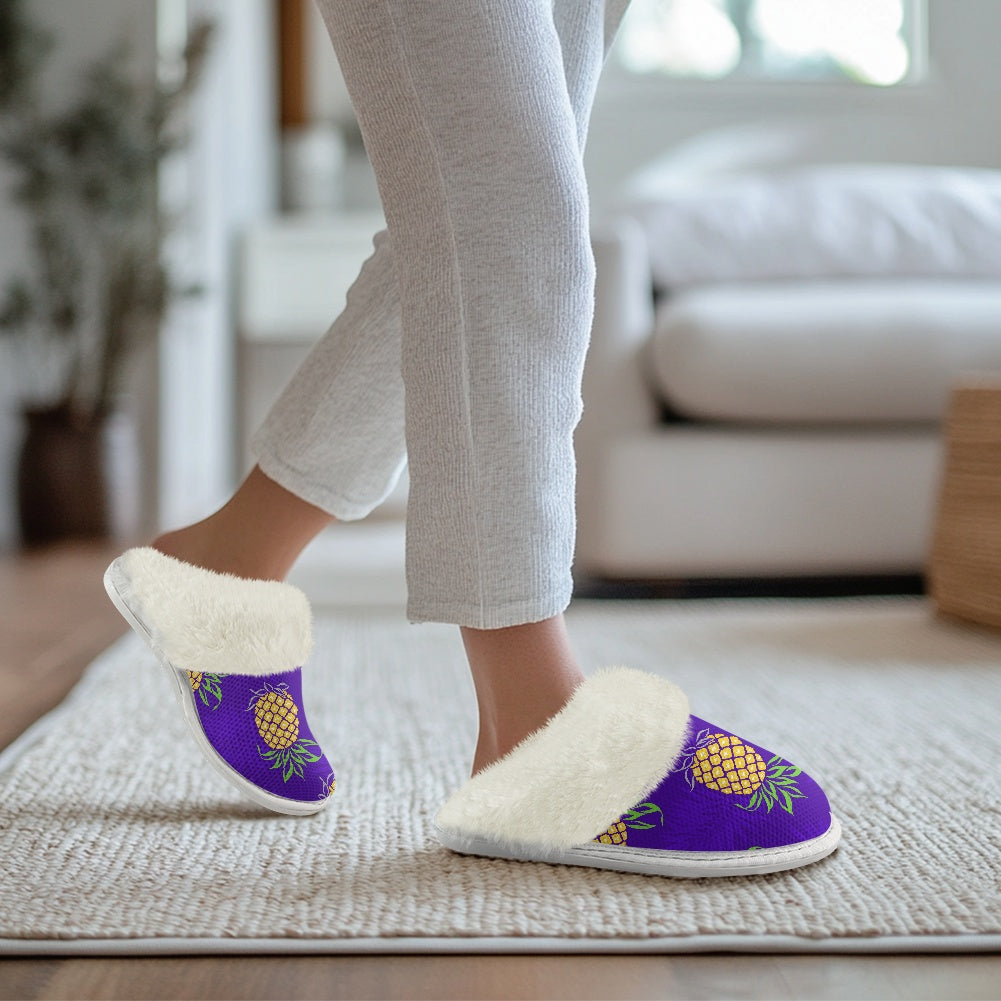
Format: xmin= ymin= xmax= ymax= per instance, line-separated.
xmin=406 ymin=592 xmax=572 ymax=630
xmin=252 ymin=438 xmax=402 ymax=523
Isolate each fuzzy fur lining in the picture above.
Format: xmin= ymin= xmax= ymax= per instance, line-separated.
xmin=436 ymin=667 xmax=690 ymax=850
xmin=112 ymin=547 xmax=313 ymax=676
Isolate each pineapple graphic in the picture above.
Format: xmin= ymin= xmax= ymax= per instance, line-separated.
xmin=247 ymin=681 xmax=322 ymax=782
xmin=187 ymin=671 xmax=224 ymax=709
xmin=677 ymin=726 xmax=807 ymax=815
xmin=594 ymin=802 xmax=664 ymax=845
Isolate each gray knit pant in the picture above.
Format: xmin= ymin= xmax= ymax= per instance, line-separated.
xmin=251 ymin=1 xmax=629 ymax=628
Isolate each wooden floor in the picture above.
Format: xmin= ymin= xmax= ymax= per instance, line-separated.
xmin=1 ymin=542 xmax=999 ymax=1001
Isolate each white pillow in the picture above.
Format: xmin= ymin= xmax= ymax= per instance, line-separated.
xmin=621 ymin=164 xmax=1001 ymax=288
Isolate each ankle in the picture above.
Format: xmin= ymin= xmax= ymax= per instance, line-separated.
xmin=152 ymin=518 xmax=291 ymax=582
xmin=150 ymin=465 xmax=334 ymax=582
xmin=462 ymin=615 xmax=584 ymax=774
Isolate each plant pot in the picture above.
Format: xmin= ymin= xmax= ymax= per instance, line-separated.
xmin=17 ymin=405 xmax=112 ymax=545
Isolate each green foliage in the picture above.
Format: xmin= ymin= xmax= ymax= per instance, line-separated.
xmin=0 ymin=0 xmax=213 ymax=421
xmin=0 ymin=0 xmax=52 ymax=112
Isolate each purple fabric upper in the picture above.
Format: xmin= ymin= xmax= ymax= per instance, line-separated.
xmin=189 ymin=667 xmax=334 ymax=804
xmin=598 ymin=715 xmax=832 ymax=852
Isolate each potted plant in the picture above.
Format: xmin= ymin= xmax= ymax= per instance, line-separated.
xmin=0 ymin=0 xmax=212 ymax=545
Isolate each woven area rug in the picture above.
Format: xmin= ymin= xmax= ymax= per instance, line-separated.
xmin=2 ymin=596 xmax=1000 ymax=955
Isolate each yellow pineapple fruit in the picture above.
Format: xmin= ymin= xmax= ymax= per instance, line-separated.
xmin=596 ymin=821 xmax=628 ymax=845
xmin=252 ymin=684 xmax=299 ymax=750
xmin=247 ymin=682 xmax=322 ymax=782
xmin=187 ymin=670 xmax=223 ymax=709
xmin=593 ymin=802 xmax=664 ymax=845
xmin=690 ymin=733 xmax=767 ymax=796
xmin=679 ymin=726 xmax=808 ymax=815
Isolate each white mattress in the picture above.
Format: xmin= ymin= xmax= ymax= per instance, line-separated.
xmin=649 ymin=280 xmax=1001 ymax=423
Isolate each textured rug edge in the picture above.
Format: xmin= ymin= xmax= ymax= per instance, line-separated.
xmin=0 ymin=632 xmax=137 ymax=774
xmin=1 ymin=935 xmax=1000 ymax=957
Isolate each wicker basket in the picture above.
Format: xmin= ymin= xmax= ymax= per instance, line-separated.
xmin=929 ymin=383 xmax=1001 ymax=628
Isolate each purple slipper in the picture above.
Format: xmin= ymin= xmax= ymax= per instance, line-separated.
xmin=104 ymin=547 xmax=334 ymax=816
xmin=435 ymin=668 xmax=840 ymax=877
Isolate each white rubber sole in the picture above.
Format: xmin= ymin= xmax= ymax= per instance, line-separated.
xmin=103 ymin=557 xmax=330 ymax=818
xmin=436 ymin=814 xmax=842 ymax=878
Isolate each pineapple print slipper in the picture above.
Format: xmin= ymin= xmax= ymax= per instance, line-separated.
xmin=103 ymin=547 xmax=335 ymax=816
xmin=435 ymin=668 xmax=840 ymax=878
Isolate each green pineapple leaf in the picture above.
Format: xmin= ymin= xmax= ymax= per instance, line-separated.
xmin=780 ymin=789 xmax=795 ymax=814
xmin=624 ymin=802 xmax=664 ymax=827
xmin=758 ymin=785 xmax=778 ymax=813
xmin=294 ymin=742 xmax=322 ymax=763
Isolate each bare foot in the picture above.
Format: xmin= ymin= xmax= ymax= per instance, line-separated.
xmin=151 ymin=520 xmax=277 ymax=580
xmin=151 ymin=465 xmax=334 ymax=582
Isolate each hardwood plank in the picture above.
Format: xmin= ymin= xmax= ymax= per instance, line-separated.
xmin=773 ymin=954 xmax=1001 ymax=1001
xmin=0 ymin=541 xmax=126 ymax=751
xmin=0 ymin=959 xmax=61 ymax=1001
xmin=4 ymin=954 xmax=1001 ymax=1001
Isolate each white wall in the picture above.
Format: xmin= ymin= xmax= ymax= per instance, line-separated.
xmin=157 ymin=0 xmax=278 ymax=532
xmin=585 ymin=0 xmax=1001 ymax=218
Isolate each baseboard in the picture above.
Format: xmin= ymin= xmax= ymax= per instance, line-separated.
xmin=572 ymin=574 xmax=926 ymax=601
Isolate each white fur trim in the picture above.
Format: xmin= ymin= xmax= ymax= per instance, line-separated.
xmin=436 ymin=667 xmax=690 ymax=851
xmin=110 ymin=547 xmax=313 ymax=676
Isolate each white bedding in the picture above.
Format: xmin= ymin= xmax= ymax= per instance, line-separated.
xmin=622 ymin=164 xmax=1001 ymax=288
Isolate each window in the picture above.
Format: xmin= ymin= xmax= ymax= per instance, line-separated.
xmin=614 ymin=0 xmax=925 ymax=86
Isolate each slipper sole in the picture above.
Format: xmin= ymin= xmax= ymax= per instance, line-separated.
xmin=436 ymin=813 xmax=841 ymax=878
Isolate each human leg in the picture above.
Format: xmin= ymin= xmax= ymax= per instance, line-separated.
xmin=160 ymin=0 xmax=631 ymax=586
xmin=315 ymin=0 xmax=609 ymax=630
xmin=306 ymin=0 xmax=624 ymax=769
xmin=140 ymin=0 xmax=630 ymax=791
